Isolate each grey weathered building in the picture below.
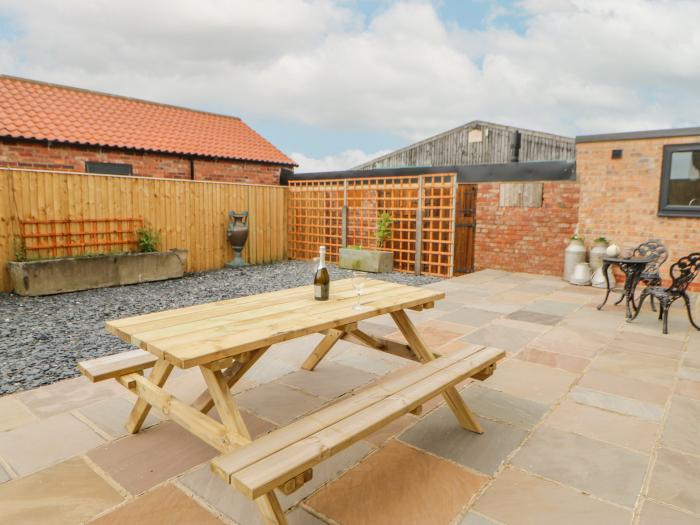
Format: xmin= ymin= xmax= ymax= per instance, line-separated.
xmin=355 ymin=120 xmax=575 ymax=169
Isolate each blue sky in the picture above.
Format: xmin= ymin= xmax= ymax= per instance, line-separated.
xmin=1 ymin=0 xmax=699 ymax=171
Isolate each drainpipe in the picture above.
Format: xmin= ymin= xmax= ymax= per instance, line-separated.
xmin=189 ymin=158 xmax=195 ymax=180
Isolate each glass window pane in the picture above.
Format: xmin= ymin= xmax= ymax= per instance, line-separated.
xmin=668 ymin=151 xmax=700 ymax=206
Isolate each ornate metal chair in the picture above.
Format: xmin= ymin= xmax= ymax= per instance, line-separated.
xmin=629 ymin=253 xmax=700 ymax=334
xmin=615 ymin=239 xmax=668 ymax=311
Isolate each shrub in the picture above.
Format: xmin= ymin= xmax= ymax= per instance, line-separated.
xmin=136 ymin=226 xmax=160 ymax=253
xmin=376 ymin=212 xmax=392 ymax=249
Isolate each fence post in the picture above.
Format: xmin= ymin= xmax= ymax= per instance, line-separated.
xmin=414 ymin=176 xmax=423 ymax=276
xmin=341 ymin=180 xmax=348 ymax=248
xmin=449 ymin=175 xmax=458 ymax=277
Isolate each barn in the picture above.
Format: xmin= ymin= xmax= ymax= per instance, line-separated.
xmin=0 ymin=75 xmax=296 ymax=184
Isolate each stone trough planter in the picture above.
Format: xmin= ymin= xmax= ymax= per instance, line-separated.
xmin=7 ymin=249 xmax=187 ymax=296
xmin=338 ymin=247 xmax=393 ymax=273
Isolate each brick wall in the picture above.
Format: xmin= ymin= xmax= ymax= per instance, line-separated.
xmin=577 ymin=135 xmax=700 ymax=290
xmin=474 ymin=181 xmax=580 ymax=275
xmin=0 ymin=138 xmax=286 ymax=184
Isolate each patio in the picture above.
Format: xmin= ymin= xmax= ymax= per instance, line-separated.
xmin=0 ymin=269 xmax=699 ymax=525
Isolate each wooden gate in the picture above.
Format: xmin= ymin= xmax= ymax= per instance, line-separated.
xmin=454 ymin=184 xmax=477 ymax=275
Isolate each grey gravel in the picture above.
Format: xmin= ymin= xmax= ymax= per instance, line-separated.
xmin=0 ymin=261 xmax=439 ymax=395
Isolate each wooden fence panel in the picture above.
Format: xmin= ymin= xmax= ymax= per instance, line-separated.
xmin=0 ymin=169 xmax=288 ymax=292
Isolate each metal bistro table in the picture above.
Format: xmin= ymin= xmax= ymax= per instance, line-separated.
xmin=597 ymin=255 xmax=655 ymax=319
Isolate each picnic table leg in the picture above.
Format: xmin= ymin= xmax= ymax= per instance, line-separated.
xmin=125 ymin=358 xmax=173 ymax=433
xmin=193 ymin=347 xmax=268 ymax=415
xmin=301 ymin=329 xmax=344 ymax=371
xmin=390 ymin=310 xmax=483 ymax=434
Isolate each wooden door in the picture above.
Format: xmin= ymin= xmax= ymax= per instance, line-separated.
xmin=454 ymin=184 xmax=477 ymax=275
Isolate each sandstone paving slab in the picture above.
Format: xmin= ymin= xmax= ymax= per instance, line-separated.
xmin=661 ymin=396 xmax=700 ymax=455
xmin=460 ymin=383 xmax=549 ymax=430
xmin=528 ymin=328 xmax=605 ymax=359
xmin=356 ymin=320 xmax=397 ymax=336
xmin=458 ymin=512 xmax=499 ymax=525
xmin=577 ymin=369 xmax=670 ymax=406
xmin=91 ymin=484 xmax=222 ymax=524
xmin=179 ymin=441 xmax=374 ymax=522
xmin=481 ymin=359 xmax=578 ymax=405
xmin=432 ymin=299 xmax=466 ymax=312
xmin=648 ymin=448 xmax=700 ymax=515
xmin=609 ymin=331 xmax=685 ymax=360
xmin=638 ymin=500 xmax=700 ymax=525
xmin=0 ymin=412 xmax=105 ymax=476
xmin=327 ymin=340 xmax=410 ymax=376
xmin=511 ymin=426 xmax=648 ymax=507
xmin=461 ymin=324 xmax=540 ymax=353
xmin=472 ymin=467 xmax=632 ymax=525
xmin=387 ymin=319 xmax=473 ymax=347
xmin=489 ymin=291 xmax=541 ymax=305
xmin=561 ymin=307 xmax=623 ymax=332
xmin=0 ymin=395 xmax=37 ymax=431
xmin=515 ymin=347 xmax=590 ymax=373
xmin=235 ymin=381 xmax=327 ymax=426
xmin=620 ymin=310 xmax=689 ymax=340
xmin=676 ymin=378 xmax=700 ymax=400
xmin=0 ymin=456 xmax=123 ymax=525
xmin=0 ymin=464 xmax=9 ymax=484
xmin=77 ymin=396 xmax=160 ymax=439
xmin=507 ymin=309 xmax=564 ymax=326
xmin=278 ymin=361 xmax=377 ymax=400
xmin=523 ymin=299 xmax=582 ymax=316
xmin=546 ymin=290 xmax=598 ymax=305
xmin=87 ymin=421 xmax=217 ymax=495
xmin=569 ymin=386 xmax=665 ymax=422
xmin=465 ymin=299 xmax=524 ymax=315
xmin=545 ymin=399 xmax=658 ymax=453
xmin=437 ymin=307 xmax=503 ymax=327
xmin=16 ymin=376 xmax=117 ymax=418
xmin=684 ymin=348 xmax=700 ymax=369
xmin=244 ymin=355 xmax=298 ymax=385
xmin=306 ymin=440 xmax=487 ymax=525
xmin=679 ymin=366 xmax=700 ymax=382
xmin=399 ymin=406 xmax=528 ymax=475
xmin=589 ymin=348 xmax=677 ymax=386
xmin=363 ymin=413 xmax=418 ymax=446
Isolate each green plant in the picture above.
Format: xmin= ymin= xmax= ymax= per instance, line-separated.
xmin=376 ymin=212 xmax=393 ymax=249
xmin=13 ymin=236 xmax=27 ymax=262
xmin=594 ymin=236 xmax=608 ymax=243
xmin=136 ymin=226 xmax=160 ymax=253
xmin=570 ymin=234 xmax=583 ymax=242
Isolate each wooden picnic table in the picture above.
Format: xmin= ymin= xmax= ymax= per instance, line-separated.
xmin=79 ymin=278 xmax=503 ymax=524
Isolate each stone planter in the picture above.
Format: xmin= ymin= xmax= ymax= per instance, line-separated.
xmin=338 ymin=247 xmax=393 ymax=273
xmin=7 ymin=249 xmax=187 ymax=296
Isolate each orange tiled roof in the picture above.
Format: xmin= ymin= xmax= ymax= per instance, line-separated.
xmin=0 ymin=75 xmax=295 ymax=166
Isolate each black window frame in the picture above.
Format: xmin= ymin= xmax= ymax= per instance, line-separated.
xmin=85 ymin=161 xmax=133 ymax=176
xmin=658 ymin=143 xmax=700 ymax=218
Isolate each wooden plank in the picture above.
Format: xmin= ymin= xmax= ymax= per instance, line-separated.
xmin=125 ymin=359 xmax=173 ymax=434
xmin=116 ymin=372 xmax=248 ymax=452
xmin=210 ymin=344 xmax=490 ymax=483
xmin=390 ymin=309 xmax=483 ymax=433
xmin=78 ymin=349 xmax=158 ymax=382
xmin=220 ymin=346 xmax=504 ymax=498
xmin=301 ymin=329 xmax=344 ymax=371
xmin=200 ymin=367 xmax=251 ymax=440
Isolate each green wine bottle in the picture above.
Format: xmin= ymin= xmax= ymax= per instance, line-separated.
xmin=314 ymin=246 xmax=330 ymax=301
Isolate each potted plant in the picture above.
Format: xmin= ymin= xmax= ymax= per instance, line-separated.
xmin=339 ymin=212 xmax=394 ymax=273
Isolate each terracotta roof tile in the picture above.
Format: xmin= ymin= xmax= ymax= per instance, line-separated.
xmin=0 ymin=75 xmax=295 ymax=166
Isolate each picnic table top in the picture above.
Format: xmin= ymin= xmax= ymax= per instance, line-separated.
xmin=106 ymin=278 xmax=443 ymax=368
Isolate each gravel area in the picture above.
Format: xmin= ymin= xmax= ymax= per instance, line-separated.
xmin=0 ymin=261 xmax=439 ymax=395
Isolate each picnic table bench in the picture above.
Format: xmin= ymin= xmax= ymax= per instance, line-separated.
xmin=78 ymin=278 xmax=504 ymax=525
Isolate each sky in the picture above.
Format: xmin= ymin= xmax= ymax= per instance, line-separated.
xmin=1 ymin=0 xmax=699 ymax=172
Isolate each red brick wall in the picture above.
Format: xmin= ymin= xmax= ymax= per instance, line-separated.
xmin=0 ymin=138 xmax=286 ymax=184
xmin=577 ymin=135 xmax=700 ymax=290
xmin=474 ymin=181 xmax=580 ymax=276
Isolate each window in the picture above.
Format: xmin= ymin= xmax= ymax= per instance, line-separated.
xmin=85 ymin=161 xmax=133 ymax=176
xmin=659 ymin=144 xmax=700 ymax=217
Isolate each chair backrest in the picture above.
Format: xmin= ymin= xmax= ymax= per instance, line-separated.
xmin=633 ymin=239 xmax=668 ymax=273
xmin=668 ymin=253 xmax=700 ymax=294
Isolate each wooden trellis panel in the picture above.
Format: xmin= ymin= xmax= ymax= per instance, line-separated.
xmin=288 ymin=174 xmax=456 ymax=277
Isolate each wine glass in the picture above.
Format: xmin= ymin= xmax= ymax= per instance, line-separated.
xmin=351 ymin=271 xmax=368 ymax=311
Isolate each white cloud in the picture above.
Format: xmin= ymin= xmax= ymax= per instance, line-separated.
xmin=1 ymin=0 xmax=699 ymax=161
xmin=291 ymin=149 xmax=392 ymax=173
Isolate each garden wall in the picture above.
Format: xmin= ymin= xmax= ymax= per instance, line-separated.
xmin=474 ymin=181 xmax=580 ymax=275
xmin=0 ymin=168 xmax=287 ymax=292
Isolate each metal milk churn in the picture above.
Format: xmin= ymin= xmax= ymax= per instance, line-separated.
xmin=589 ymin=238 xmax=609 ymax=272
xmin=564 ymin=236 xmax=586 ymax=281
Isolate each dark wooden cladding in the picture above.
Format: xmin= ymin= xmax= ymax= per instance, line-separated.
xmin=356 ymin=120 xmax=575 ymax=170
